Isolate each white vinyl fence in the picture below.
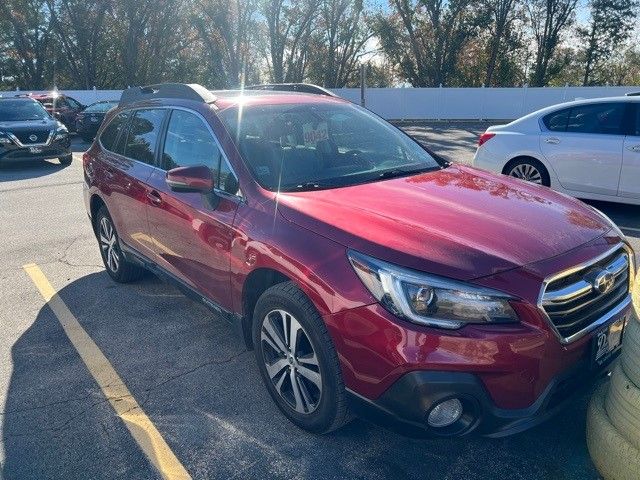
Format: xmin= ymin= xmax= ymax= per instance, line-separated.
xmin=2 ymin=86 xmax=638 ymax=121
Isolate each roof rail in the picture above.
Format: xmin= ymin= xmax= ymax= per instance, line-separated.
xmin=245 ymin=83 xmax=337 ymax=97
xmin=119 ymin=83 xmax=216 ymax=106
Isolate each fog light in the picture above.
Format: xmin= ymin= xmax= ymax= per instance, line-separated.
xmin=427 ymin=398 xmax=463 ymax=427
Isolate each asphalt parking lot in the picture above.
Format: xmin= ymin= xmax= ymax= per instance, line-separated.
xmin=1 ymin=123 xmax=639 ymax=480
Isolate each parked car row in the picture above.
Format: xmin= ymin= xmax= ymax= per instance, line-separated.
xmin=82 ymin=83 xmax=636 ymax=440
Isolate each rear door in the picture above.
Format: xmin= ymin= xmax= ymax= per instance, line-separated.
xmin=99 ymin=108 xmax=167 ymax=257
xmin=620 ymin=103 xmax=640 ymax=199
xmin=539 ymin=102 xmax=627 ymax=196
xmin=146 ymin=108 xmax=241 ymax=311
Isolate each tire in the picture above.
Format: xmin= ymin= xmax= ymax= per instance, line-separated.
xmin=605 ymin=365 xmax=640 ymax=450
xmin=95 ymin=207 xmax=145 ymax=283
xmin=252 ymin=281 xmax=351 ymax=434
xmin=587 ymin=383 xmax=640 ymax=480
xmin=59 ymin=154 xmax=73 ymax=166
xmin=504 ymin=157 xmax=551 ymax=187
xmin=621 ymin=316 xmax=640 ymax=388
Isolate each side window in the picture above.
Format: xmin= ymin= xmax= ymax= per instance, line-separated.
xmin=634 ymin=105 xmax=640 ymax=136
xmin=123 ymin=109 xmax=166 ymax=165
xmin=162 ymin=110 xmax=239 ymax=195
xmin=566 ymin=103 xmax=626 ymax=135
xmin=66 ymin=97 xmax=81 ymax=109
xmin=55 ymin=97 xmax=70 ymax=109
xmin=543 ymin=108 xmax=569 ymax=132
xmin=100 ymin=112 xmax=129 ymax=152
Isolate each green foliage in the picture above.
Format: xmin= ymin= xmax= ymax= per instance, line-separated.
xmin=0 ymin=0 xmax=638 ymax=89
xmin=577 ymin=0 xmax=638 ymax=85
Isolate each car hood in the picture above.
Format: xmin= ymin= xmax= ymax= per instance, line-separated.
xmin=275 ymin=164 xmax=612 ymax=281
xmin=0 ymin=119 xmax=58 ymax=131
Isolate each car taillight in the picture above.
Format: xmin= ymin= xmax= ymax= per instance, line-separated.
xmin=82 ymin=152 xmax=91 ymax=168
xmin=478 ymin=132 xmax=496 ymax=147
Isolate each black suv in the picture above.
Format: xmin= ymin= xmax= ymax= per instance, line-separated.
xmin=0 ymin=97 xmax=72 ymax=166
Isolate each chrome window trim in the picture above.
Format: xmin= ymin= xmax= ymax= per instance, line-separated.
xmin=164 ymin=106 xmax=242 ymax=200
xmin=537 ymin=243 xmax=634 ymax=344
xmin=7 ymin=130 xmax=54 ymax=148
xmin=99 ymin=105 xmax=242 ymax=201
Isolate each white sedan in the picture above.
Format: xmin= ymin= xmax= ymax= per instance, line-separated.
xmin=472 ymin=96 xmax=640 ymax=205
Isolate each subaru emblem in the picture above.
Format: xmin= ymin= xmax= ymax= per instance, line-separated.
xmin=29 ymin=134 xmax=38 ymax=142
xmin=592 ymin=270 xmax=615 ymax=294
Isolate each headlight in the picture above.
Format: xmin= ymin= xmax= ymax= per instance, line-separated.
xmin=54 ymin=126 xmax=68 ymax=141
xmin=589 ymin=206 xmax=624 ymax=238
xmin=348 ymin=251 xmax=519 ymax=329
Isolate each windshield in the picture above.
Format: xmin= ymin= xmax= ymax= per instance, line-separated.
xmin=85 ymin=101 xmax=118 ymax=113
xmin=0 ymin=99 xmax=50 ymax=121
xmin=220 ymin=102 xmax=443 ymax=191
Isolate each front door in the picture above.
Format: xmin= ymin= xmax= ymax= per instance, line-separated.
xmin=540 ymin=102 xmax=627 ymax=196
xmin=146 ymin=108 xmax=241 ymax=311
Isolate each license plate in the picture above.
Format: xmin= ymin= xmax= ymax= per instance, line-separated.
xmin=593 ymin=317 xmax=625 ymax=365
xmin=29 ymin=146 xmax=42 ymax=153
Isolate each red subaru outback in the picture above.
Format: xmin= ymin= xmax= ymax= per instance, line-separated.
xmin=83 ymin=83 xmax=637 ymax=437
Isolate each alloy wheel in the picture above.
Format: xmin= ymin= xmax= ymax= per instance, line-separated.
xmin=99 ymin=217 xmax=120 ymax=272
xmin=509 ymin=163 xmax=543 ymax=184
xmin=260 ymin=309 xmax=322 ymax=414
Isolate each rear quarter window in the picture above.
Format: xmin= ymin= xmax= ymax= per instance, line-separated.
xmin=542 ymin=108 xmax=570 ymax=131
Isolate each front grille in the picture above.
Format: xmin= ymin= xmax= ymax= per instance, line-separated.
xmin=541 ymin=246 xmax=630 ymax=341
xmin=12 ymin=129 xmax=52 ymax=145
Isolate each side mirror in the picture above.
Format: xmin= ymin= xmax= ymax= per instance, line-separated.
xmin=166 ymin=165 xmax=214 ymax=193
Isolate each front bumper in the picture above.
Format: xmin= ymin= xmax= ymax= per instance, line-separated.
xmin=0 ymin=138 xmax=71 ymax=163
xmin=325 ymin=236 xmax=634 ymax=437
xmin=348 ymin=352 xmax=617 ymax=437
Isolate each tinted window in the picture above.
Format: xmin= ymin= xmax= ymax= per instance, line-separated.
xmin=634 ymin=105 xmax=640 ymax=136
xmin=220 ymin=102 xmax=442 ymax=192
xmin=85 ymin=101 xmax=118 ymax=113
xmin=123 ymin=109 xmax=166 ymax=165
xmin=66 ymin=97 xmax=82 ymax=109
xmin=566 ymin=103 xmax=626 ymax=135
xmin=54 ymin=97 xmax=70 ymax=109
xmin=162 ymin=110 xmax=239 ymax=195
xmin=100 ymin=112 xmax=129 ymax=152
xmin=0 ymin=99 xmax=49 ymax=121
xmin=543 ymin=109 xmax=570 ymax=131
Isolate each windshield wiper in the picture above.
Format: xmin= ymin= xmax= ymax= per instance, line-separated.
xmin=377 ymin=165 xmax=439 ymax=180
xmin=284 ymin=181 xmax=334 ymax=192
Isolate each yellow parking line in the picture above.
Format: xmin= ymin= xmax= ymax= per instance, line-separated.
xmin=23 ymin=263 xmax=191 ymax=480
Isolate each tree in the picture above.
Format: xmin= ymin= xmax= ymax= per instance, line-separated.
xmin=192 ymin=0 xmax=260 ymax=88
xmin=578 ymin=0 xmax=637 ymax=85
xmin=526 ymin=0 xmax=578 ymax=86
xmin=482 ymin=0 xmax=522 ymax=86
xmin=306 ymin=0 xmax=373 ymax=88
xmin=375 ymin=0 xmax=478 ymax=87
xmin=1 ymin=0 xmax=56 ymax=89
xmin=261 ymin=0 xmax=321 ymax=83
xmin=44 ymin=0 xmax=111 ymax=88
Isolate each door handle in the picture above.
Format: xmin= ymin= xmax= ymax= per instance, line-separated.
xmin=146 ymin=190 xmax=162 ymax=206
xmin=104 ymin=168 xmax=115 ymax=179
xmin=626 ymin=144 xmax=640 ymax=152
xmin=545 ymin=137 xmax=560 ymax=145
